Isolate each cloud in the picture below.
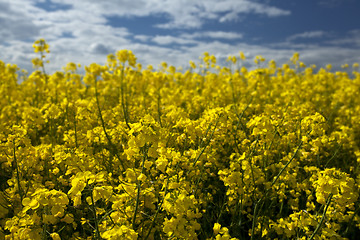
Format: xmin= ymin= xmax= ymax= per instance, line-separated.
xmin=296 ymin=46 xmax=360 ymax=70
xmin=151 ymin=35 xmax=198 ymax=45
xmin=134 ymin=35 xmax=151 ymax=42
xmin=182 ymin=31 xmax=243 ymax=40
xmin=0 ymin=0 xmax=289 ymax=46
xmin=286 ymin=29 xmax=360 ymax=50
xmin=216 ymin=1 xmax=291 ymax=23
xmin=90 ymin=43 xmax=113 ymax=55
xmin=130 ymin=31 xmax=243 ymax=48
xmin=287 ymin=31 xmax=328 ymax=41
xmin=46 ymin=0 xmax=290 ymax=29
xmin=326 ymin=29 xmax=360 ymax=47
xmin=0 ymin=2 xmax=41 ymax=41
xmin=154 ymin=0 xmax=291 ymax=29
xmin=0 ymin=0 xmax=358 ymax=75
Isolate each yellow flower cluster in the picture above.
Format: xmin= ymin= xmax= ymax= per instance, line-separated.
xmin=0 ymin=40 xmax=360 ymax=239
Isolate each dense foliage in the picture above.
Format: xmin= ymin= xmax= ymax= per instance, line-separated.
xmin=1 ymin=39 xmax=360 ymax=239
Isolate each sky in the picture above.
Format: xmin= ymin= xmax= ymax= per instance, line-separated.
xmin=0 ymin=0 xmax=360 ymax=74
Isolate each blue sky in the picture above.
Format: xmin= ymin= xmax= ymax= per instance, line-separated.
xmin=0 ymin=0 xmax=359 ymax=73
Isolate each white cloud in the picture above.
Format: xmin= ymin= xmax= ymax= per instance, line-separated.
xmin=134 ymin=35 xmax=151 ymax=42
xmin=287 ymin=31 xmax=327 ymax=41
xmin=151 ymin=35 xmax=198 ymax=45
xmin=46 ymin=0 xmax=290 ymax=29
xmin=154 ymin=0 xmax=290 ymax=29
xmin=90 ymin=43 xmax=113 ymax=55
xmin=0 ymin=0 xmax=289 ymax=43
xmin=326 ymin=29 xmax=360 ymax=47
xmin=213 ymin=1 xmax=291 ymax=23
xmin=0 ymin=1 xmax=41 ymax=41
xmin=0 ymin=0 xmax=358 ymax=76
xmin=182 ymin=31 xmax=243 ymax=40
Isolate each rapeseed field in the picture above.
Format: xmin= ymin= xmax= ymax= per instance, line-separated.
xmin=1 ymin=39 xmax=360 ymax=239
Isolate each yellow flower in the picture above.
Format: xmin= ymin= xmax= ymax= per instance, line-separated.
xmin=50 ymin=233 xmax=61 ymax=240
xmin=93 ymin=186 xmax=113 ymax=202
xmin=137 ymin=173 xmax=147 ymax=182
xmin=290 ymin=52 xmax=299 ymax=64
xmin=116 ymin=49 xmax=137 ymax=66
xmin=32 ymin=57 xmax=43 ymax=68
xmin=213 ymin=223 xmax=222 ymax=235
xmin=22 ymin=197 xmax=40 ymax=210
xmin=125 ymin=168 xmax=137 ymax=183
xmin=254 ymin=55 xmax=265 ymax=64
xmin=64 ymin=62 xmax=78 ymax=72
xmin=51 ymin=205 xmax=65 ymax=218
xmin=68 ymin=178 xmax=86 ymax=197
xmin=155 ymin=156 xmax=168 ymax=173
xmin=33 ymin=38 xmax=50 ymax=53
xmin=189 ymin=61 xmax=196 ymax=69
xmin=80 ymin=217 xmax=88 ymax=225
xmin=61 ymin=214 xmax=74 ymax=224
xmin=239 ymin=51 xmax=246 ymax=60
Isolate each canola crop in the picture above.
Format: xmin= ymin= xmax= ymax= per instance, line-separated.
xmin=1 ymin=39 xmax=360 ymax=239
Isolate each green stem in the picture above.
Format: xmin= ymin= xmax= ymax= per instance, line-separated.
xmin=144 ymin=180 xmax=169 ymax=240
xmin=271 ymin=141 xmax=303 ymax=187
xmin=251 ymin=199 xmax=261 ymax=239
xmin=94 ymin=76 xmax=126 ymax=174
xmin=249 ymin=137 xmax=259 ymax=198
xmin=308 ymin=193 xmax=333 ymax=240
xmin=13 ymin=145 xmax=24 ymax=204
xmin=234 ymin=97 xmax=253 ymax=141
xmin=157 ymin=90 xmax=163 ymax=128
xmin=120 ymin=66 xmax=131 ymax=129
xmin=132 ymin=145 xmax=148 ymax=230
xmin=191 ymin=114 xmax=221 ymax=168
xmin=42 ymin=209 xmax=48 ymax=240
xmin=39 ymin=51 xmax=48 ymax=83
xmin=73 ymin=105 xmax=79 ymax=148
xmin=90 ymin=184 xmax=101 ymax=239
xmin=251 ymin=140 xmax=302 ymax=240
